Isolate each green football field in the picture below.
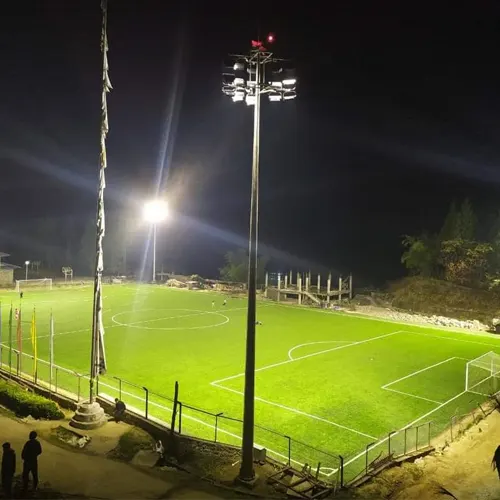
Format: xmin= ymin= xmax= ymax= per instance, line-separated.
xmin=1 ymin=283 xmax=500 ymax=481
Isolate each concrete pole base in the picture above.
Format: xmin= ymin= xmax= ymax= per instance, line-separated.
xmin=70 ymin=401 xmax=107 ymax=430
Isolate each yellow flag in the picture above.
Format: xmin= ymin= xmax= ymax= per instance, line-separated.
xmin=30 ymin=307 xmax=37 ymax=378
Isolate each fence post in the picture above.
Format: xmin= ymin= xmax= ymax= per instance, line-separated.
xmin=428 ymin=422 xmax=431 ymax=447
xmin=388 ymin=431 xmax=396 ymax=456
xmin=170 ymin=381 xmax=179 ymax=434
xmin=77 ymin=374 xmax=81 ymax=402
xmin=404 ymin=428 xmax=407 ymax=455
xmin=143 ymin=387 xmax=149 ymax=419
xmin=339 ymin=455 xmax=344 ymax=488
xmin=55 ymin=367 xmax=58 ymax=393
xmin=215 ymin=413 xmax=223 ymax=442
xmin=16 ymin=353 xmax=20 ymax=376
xmin=416 ymin=425 xmax=419 ymax=451
xmin=365 ymin=442 xmax=375 ymax=475
xmin=178 ymin=402 xmax=182 ymax=434
xmin=287 ymin=436 xmax=291 ymax=466
xmin=118 ymin=378 xmax=122 ymax=400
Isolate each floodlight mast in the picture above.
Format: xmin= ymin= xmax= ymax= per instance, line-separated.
xmin=143 ymin=200 xmax=168 ymax=283
xmin=222 ymin=37 xmax=296 ymax=483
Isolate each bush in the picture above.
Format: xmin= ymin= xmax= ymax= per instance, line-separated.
xmin=109 ymin=427 xmax=154 ymax=461
xmin=0 ymin=380 xmax=64 ymax=420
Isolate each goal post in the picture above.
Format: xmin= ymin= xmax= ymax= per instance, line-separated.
xmin=465 ymin=351 xmax=500 ymax=397
xmin=15 ymin=278 xmax=53 ymax=292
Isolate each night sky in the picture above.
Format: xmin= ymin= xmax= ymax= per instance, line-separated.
xmin=1 ymin=1 xmax=500 ymax=285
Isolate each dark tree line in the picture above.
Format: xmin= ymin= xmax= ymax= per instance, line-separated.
xmin=1 ymin=213 xmax=133 ymax=277
xmin=402 ymin=199 xmax=500 ymax=289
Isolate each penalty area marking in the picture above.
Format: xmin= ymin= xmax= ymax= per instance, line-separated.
xmin=111 ymin=308 xmax=230 ymax=331
xmin=288 ymin=341 xmax=354 ymax=361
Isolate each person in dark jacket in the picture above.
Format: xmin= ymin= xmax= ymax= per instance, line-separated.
xmin=1 ymin=442 xmax=16 ymax=498
xmin=21 ymin=431 xmax=42 ymax=491
xmin=114 ymin=398 xmax=126 ymax=423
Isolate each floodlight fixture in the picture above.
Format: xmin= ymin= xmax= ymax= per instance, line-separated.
xmin=143 ymin=199 xmax=169 ymax=224
xmin=24 ymin=260 xmax=30 ymax=281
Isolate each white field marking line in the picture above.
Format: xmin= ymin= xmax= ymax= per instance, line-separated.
xmin=211 ymin=330 xmax=403 ymax=385
xmin=97 ymin=388 xmax=316 ymax=475
xmin=333 ymin=370 xmax=498 ymax=478
xmin=382 ymin=387 xmax=443 ymax=405
xmin=111 ymin=309 xmax=230 ymax=331
xmin=327 ymin=389 xmax=469 ymax=477
xmin=288 ymin=341 xmax=355 ymax=361
xmin=114 ymin=305 xmax=251 ymax=327
xmin=401 ymin=329 xmax=500 ymax=348
xmin=211 ymin=381 xmax=377 ymax=440
xmin=382 ymin=357 xmax=459 ymax=389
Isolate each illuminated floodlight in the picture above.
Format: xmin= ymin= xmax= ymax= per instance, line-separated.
xmin=282 ymin=78 xmax=296 ymax=86
xmin=246 ymin=95 xmax=256 ymax=106
xmin=143 ymin=200 xmax=168 ymax=224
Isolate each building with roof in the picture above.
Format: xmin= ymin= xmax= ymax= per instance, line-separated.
xmin=0 ymin=252 xmax=19 ymax=286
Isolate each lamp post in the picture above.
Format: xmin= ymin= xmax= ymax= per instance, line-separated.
xmin=222 ymin=35 xmax=296 ymax=482
xmin=143 ymin=200 xmax=169 ymax=282
xmin=25 ymin=261 xmax=30 ymax=281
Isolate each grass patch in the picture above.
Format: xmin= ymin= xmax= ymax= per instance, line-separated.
xmin=109 ymin=427 xmax=154 ymax=461
xmin=0 ymin=379 xmax=64 ymax=419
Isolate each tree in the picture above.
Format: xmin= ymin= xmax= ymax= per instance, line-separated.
xmin=456 ymin=198 xmax=476 ymax=241
xmin=401 ymin=234 xmax=439 ymax=277
xmin=219 ymin=249 xmax=269 ymax=284
xmin=439 ymin=201 xmax=459 ymax=242
xmin=440 ymin=239 xmax=492 ymax=287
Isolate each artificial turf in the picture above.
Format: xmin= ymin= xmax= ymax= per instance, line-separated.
xmin=1 ymin=283 xmax=499 ymax=480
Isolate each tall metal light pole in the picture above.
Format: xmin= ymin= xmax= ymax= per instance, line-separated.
xmin=222 ymin=35 xmax=297 ymax=482
xmin=25 ymin=261 xmax=30 ymax=281
xmin=143 ymin=200 xmax=169 ymax=283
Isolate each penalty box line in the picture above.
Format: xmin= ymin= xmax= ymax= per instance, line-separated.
xmin=381 ymin=357 xmax=469 ymax=405
xmin=211 ymin=330 xmax=404 ymax=441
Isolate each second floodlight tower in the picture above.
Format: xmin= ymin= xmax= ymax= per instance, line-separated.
xmin=222 ymin=35 xmax=297 ymax=482
xmin=144 ymin=200 xmax=169 ymax=283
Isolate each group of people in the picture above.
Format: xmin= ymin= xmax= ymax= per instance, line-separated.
xmin=1 ymin=431 xmax=42 ymax=498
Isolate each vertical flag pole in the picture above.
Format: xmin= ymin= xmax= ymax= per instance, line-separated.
xmin=49 ymin=310 xmax=54 ymax=392
xmin=89 ymin=0 xmax=111 ymax=404
xmin=17 ymin=307 xmax=22 ymax=375
xmin=31 ymin=307 xmax=37 ymax=383
xmin=0 ymin=302 xmax=2 ymax=369
xmin=71 ymin=0 xmax=110 ymax=430
xmin=8 ymin=303 xmax=13 ymax=376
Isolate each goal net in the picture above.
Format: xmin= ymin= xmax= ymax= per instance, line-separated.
xmin=15 ymin=279 xmax=53 ymax=292
xmin=465 ymin=351 xmax=500 ymax=397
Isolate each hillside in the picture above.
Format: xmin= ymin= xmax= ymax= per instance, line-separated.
xmin=387 ymin=277 xmax=500 ymax=323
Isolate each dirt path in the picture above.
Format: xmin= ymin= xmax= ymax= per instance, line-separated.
xmin=0 ymin=414 xmax=230 ymax=499
xmin=355 ymin=410 xmax=500 ymax=499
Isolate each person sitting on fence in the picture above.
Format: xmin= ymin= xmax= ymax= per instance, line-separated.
xmin=492 ymin=445 xmax=500 ymax=479
xmin=113 ymin=398 xmax=126 ymax=423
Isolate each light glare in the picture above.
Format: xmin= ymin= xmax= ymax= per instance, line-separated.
xmin=143 ymin=200 xmax=169 ymax=224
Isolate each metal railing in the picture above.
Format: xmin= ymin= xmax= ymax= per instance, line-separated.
xmin=2 ymin=343 xmax=497 ymax=491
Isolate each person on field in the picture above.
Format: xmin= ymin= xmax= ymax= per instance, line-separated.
xmin=22 ymin=431 xmax=42 ymax=491
xmin=211 ymin=300 xmax=215 ymax=309
xmin=492 ymin=445 xmax=500 ymax=479
xmin=222 ymin=299 xmax=227 ymax=306
xmin=114 ymin=398 xmax=126 ymax=423
xmin=1 ymin=442 xmax=16 ymax=498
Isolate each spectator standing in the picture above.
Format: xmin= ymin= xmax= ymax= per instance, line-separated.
xmin=1 ymin=442 xmax=16 ymax=498
xmin=21 ymin=431 xmax=42 ymax=491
